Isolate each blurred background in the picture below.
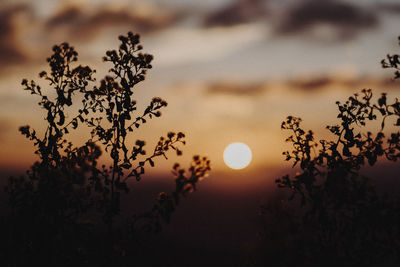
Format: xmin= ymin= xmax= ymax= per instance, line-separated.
xmin=1 ymin=0 xmax=400 ymax=261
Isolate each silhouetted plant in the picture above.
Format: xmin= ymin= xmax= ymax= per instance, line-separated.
xmin=382 ymin=36 xmax=400 ymax=80
xmin=130 ymin=155 xmax=210 ymax=233
xmin=267 ymin=40 xmax=400 ymax=266
xmin=3 ymin=32 xmax=210 ymax=266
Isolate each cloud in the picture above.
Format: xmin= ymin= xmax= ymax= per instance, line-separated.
xmin=206 ymin=81 xmax=266 ymax=96
xmin=45 ymin=5 xmax=182 ymax=40
xmin=288 ymin=75 xmax=400 ymax=92
xmin=147 ymin=24 xmax=265 ymax=67
xmin=203 ymin=0 xmax=268 ymax=27
xmin=289 ymin=77 xmax=333 ymax=91
xmin=376 ymin=3 xmax=400 ymax=14
xmin=275 ymin=0 xmax=379 ymax=40
xmin=45 ymin=6 xmax=82 ymax=28
xmin=202 ymin=75 xmax=399 ymax=97
xmin=0 ymin=4 xmax=30 ymax=65
xmin=203 ymin=77 xmax=335 ymax=96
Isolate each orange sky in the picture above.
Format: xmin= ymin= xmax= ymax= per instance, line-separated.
xmin=1 ymin=0 xmax=400 ymax=178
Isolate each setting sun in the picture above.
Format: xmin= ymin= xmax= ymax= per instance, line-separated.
xmin=223 ymin=142 xmax=252 ymax=170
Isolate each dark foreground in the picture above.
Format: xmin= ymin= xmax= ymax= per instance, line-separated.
xmin=0 ymin=163 xmax=399 ymax=267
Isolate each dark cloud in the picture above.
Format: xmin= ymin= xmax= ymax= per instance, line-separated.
xmin=376 ymin=3 xmax=400 ymax=14
xmin=204 ymin=75 xmax=399 ymax=96
xmin=288 ymin=75 xmax=400 ymax=92
xmin=46 ymin=5 xmax=182 ymax=40
xmin=204 ymin=0 xmax=268 ymax=27
xmin=0 ymin=4 xmax=29 ymax=65
xmin=206 ymin=81 xmax=265 ymax=96
xmin=289 ymin=77 xmax=333 ymax=91
xmin=276 ymin=0 xmax=379 ymax=40
xmin=45 ymin=6 xmax=82 ymax=28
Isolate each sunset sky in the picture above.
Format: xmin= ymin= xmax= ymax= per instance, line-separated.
xmin=1 ymin=0 xmax=400 ymax=179
xmin=2 ymin=1 xmax=400 ymax=261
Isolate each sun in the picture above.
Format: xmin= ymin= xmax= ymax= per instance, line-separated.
xmin=223 ymin=142 xmax=252 ymax=170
